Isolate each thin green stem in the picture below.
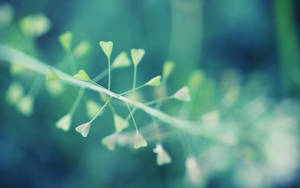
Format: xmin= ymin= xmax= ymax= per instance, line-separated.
xmin=108 ymin=102 xmax=117 ymax=115
xmin=28 ymin=76 xmax=43 ymax=97
xmin=126 ymin=103 xmax=138 ymax=132
xmin=107 ymin=56 xmax=111 ymax=90
xmin=89 ymin=100 xmax=110 ymax=123
xmin=145 ymin=96 xmax=174 ymax=106
xmin=0 ymin=44 xmax=222 ymax=137
xmin=133 ymin=65 xmax=137 ymax=91
xmin=119 ymin=83 xmax=146 ymax=96
xmin=69 ymin=88 xmax=85 ymax=115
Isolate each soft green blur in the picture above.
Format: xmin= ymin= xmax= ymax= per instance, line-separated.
xmin=0 ymin=0 xmax=300 ymax=188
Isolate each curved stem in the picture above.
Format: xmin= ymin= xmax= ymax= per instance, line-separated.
xmin=0 ymin=44 xmax=215 ymax=136
xmin=107 ymin=56 xmax=111 ymax=90
xmin=69 ymin=88 xmax=85 ymax=115
xmin=133 ymin=65 xmax=137 ymax=91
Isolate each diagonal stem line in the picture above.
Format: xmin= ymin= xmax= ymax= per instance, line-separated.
xmin=0 ymin=44 xmax=216 ymax=136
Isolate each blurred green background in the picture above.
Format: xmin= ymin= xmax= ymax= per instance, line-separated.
xmin=0 ymin=0 xmax=300 ymax=187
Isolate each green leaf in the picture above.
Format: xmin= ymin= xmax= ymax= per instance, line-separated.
xmin=6 ymin=82 xmax=24 ymax=105
xmin=163 ymin=61 xmax=175 ymax=80
xmin=131 ymin=48 xmax=145 ymax=66
xmin=59 ymin=31 xmax=72 ymax=52
xmin=20 ymin=13 xmax=51 ymax=38
xmin=112 ymin=52 xmax=131 ymax=69
xmin=153 ymin=144 xmax=172 ymax=166
xmin=86 ymin=100 xmax=101 ymax=119
xmin=45 ymin=81 xmax=65 ymax=96
xmin=99 ymin=41 xmax=113 ymax=58
xmin=185 ymin=156 xmax=201 ymax=185
xmin=102 ymin=133 xmax=118 ymax=151
xmin=173 ymin=86 xmax=191 ymax=102
xmin=114 ymin=114 xmax=129 ymax=132
xmin=74 ymin=40 xmax=91 ymax=58
xmin=75 ymin=122 xmax=91 ymax=137
xmin=188 ymin=70 xmax=205 ymax=91
xmin=134 ymin=131 xmax=147 ymax=149
xmin=10 ymin=62 xmax=26 ymax=75
xmin=17 ymin=95 xmax=34 ymax=116
xmin=46 ymin=68 xmax=60 ymax=81
xmin=56 ymin=113 xmax=72 ymax=131
xmin=73 ymin=70 xmax=91 ymax=81
xmin=145 ymin=75 xmax=161 ymax=87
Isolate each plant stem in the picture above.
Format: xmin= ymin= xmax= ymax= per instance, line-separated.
xmin=119 ymin=83 xmax=146 ymax=96
xmin=69 ymin=88 xmax=85 ymax=115
xmin=126 ymin=103 xmax=138 ymax=132
xmin=89 ymin=100 xmax=110 ymax=123
xmin=133 ymin=65 xmax=137 ymax=91
xmin=0 ymin=44 xmax=217 ymax=136
xmin=107 ymin=56 xmax=111 ymax=91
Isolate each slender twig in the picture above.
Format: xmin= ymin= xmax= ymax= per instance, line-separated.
xmin=69 ymin=88 xmax=85 ymax=115
xmin=0 ymin=44 xmax=216 ymax=136
xmin=107 ymin=56 xmax=111 ymax=90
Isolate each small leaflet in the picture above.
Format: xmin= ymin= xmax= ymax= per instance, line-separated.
xmin=56 ymin=113 xmax=72 ymax=131
xmin=131 ymin=48 xmax=145 ymax=66
xmin=75 ymin=122 xmax=91 ymax=137
xmin=173 ymin=86 xmax=191 ymax=102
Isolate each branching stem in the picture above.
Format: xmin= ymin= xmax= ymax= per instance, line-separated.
xmin=0 ymin=44 xmax=219 ymax=137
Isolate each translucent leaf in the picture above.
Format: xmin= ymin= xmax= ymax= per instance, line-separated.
xmin=73 ymin=70 xmax=91 ymax=81
xmin=102 ymin=133 xmax=118 ymax=151
xmin=201 ymin=111 xmax=219 ymax=124
xmin=56 ymin=113 xmax=72 ymax=131
xmin=86 ymin=100 xmax=101 ymax=119
xmin=59 ymin=31 xmax=72 ymax=52
xmin=6 ymin=82 xmax=24 ymax=105
xmin=75 ymin=122 xmax=91 ymax=137
xmin=45 ymin=81 xmax=65 ymax=96
xmin=114 ymin=114 xmax=129 ymax=132
xmin=188 ymin=70 xmax=204 ymax=89
xmin=0 ymin=4 xmax=14 ymax=28
xmin=145 ymin=75 xmax=161 ymax=87
xmin=112 ymin=52 xmax=131 ymax=69
xmin=74 ymin=40 xmax=91 ymax=58
xmin=20 ymin=13 xmax=51 ymax=38
xmin=153 ymin=144 xmax=172 ymax=166
xmin=131 ymin=48 xmax=145 ymax=66
xmin=17 ymin=95 xmax=34 ymax=116
xmin=186 ymin=156 xmax=202 ymax=185
xmin=99 ymin=41 xmax=113 ymax=58
xmin=163 ymin=61 xmax=175 ymax=80
xmin=173 ymin=86 xmax=191 ymax=102
xmin=10 ymin=62 xmax=26 ymax=75
xmin=134 ymin=131 xmax=147 ymax=149
xmin=46 ymin=68 xmax=60 ymax=81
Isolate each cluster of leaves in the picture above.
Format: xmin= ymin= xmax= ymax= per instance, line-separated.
xmin=3 ymin=10 xmax=191 ymax=167
xmin=2 ymin=5 xmax=300 ymax=187
xmin=53 ymin=37 xmax=191 ymax=164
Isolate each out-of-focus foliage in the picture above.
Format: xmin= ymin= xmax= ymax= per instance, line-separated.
xmin=0 ymin=0 xmax=300 ymax=188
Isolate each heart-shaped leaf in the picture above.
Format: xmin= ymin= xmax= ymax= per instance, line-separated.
xmin=99 ymin=41 xmax=113 ymax=58
xmin=75 ymin=122 xmax=91 ymax=137
xmin=173 ymin=86 xmax=191 ymax=102
xmin=56 ymin=113 xmax=72 ymax=131
xmin=114 ymin=114 xmax=129 ymax=132
xmin=131 ymin=48 xmax=145 ymax=66
xmin=59 ymin=31 xmax=72 ymax=52
xmin=146 ymin=75 xmax=161 ymax=87
xmin=73 ymin=70 xmax=91 ymax=81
